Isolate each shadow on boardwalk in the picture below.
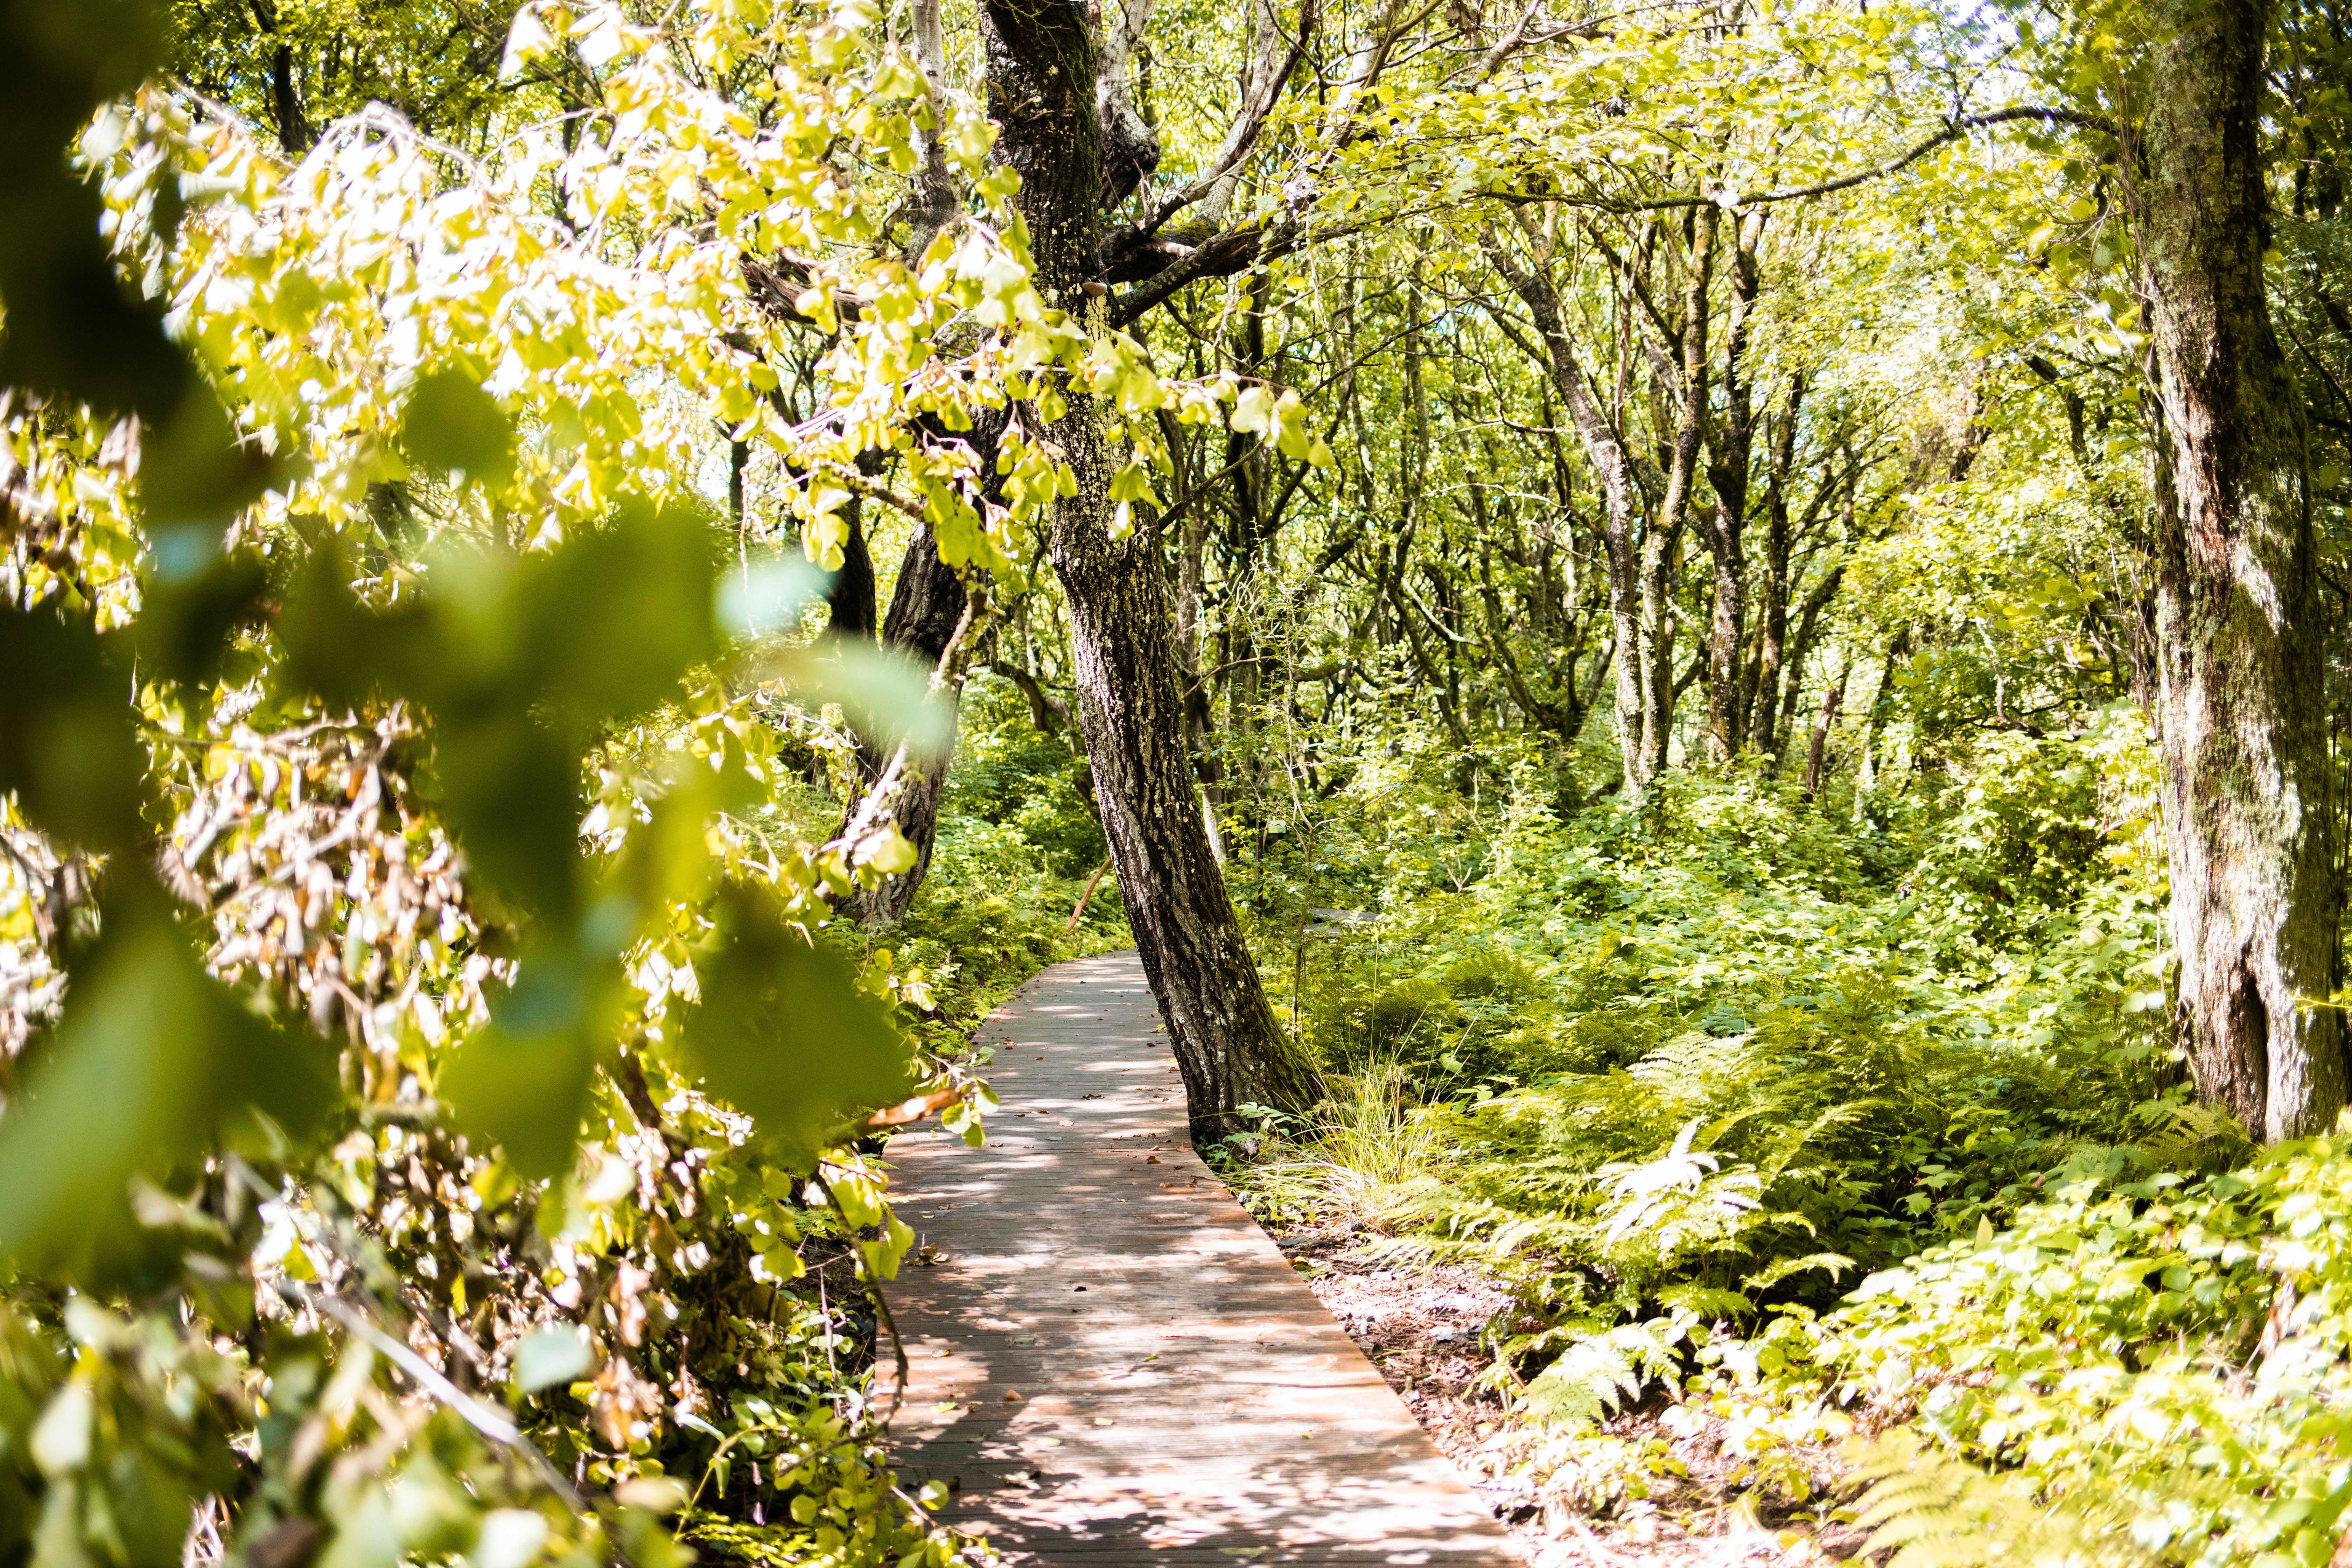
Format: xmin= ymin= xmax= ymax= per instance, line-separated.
xmin=880 ymin=951 xmax=1520 ymax=1566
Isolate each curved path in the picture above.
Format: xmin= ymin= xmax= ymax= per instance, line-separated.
xmin=880 ymin=951 xmax=1519 ymax=1566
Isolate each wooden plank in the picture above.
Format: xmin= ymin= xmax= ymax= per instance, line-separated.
xmin=880 ymin=953 xmax=1520 ymax=1567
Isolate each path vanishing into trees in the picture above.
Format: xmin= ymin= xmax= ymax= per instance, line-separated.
xmin=880 ymin=952 xmax=1518 ymax=1564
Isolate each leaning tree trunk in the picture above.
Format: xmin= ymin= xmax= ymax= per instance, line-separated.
xmin=983 ymin=0 xmax=1316 ymax=1130
xmin=1482 ymin=232 xmax=1660 ymax=796
xmin=2135 ymin=0 xmax=2342 ymax=1140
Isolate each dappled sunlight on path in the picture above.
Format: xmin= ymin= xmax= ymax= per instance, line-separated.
xmin=881 ymin=951 xmax=1519 ymax=1566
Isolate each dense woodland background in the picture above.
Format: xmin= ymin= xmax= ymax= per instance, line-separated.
xmin=2 ymin=0 xmax=2352 ymax=1561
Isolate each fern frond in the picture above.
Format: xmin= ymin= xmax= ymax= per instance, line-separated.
xmin=1849 ymin=1434 xmax=2150 ymax=1568
xmin=1520 ymin=1318 xmax=1687 ymax=1429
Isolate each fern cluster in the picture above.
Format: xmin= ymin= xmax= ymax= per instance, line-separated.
xmin=1219 ymin=718 xmax=2289 ymax=1552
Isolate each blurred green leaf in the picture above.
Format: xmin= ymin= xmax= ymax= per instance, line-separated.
xmin=138 ymin=391 xmax=278 ymax=532
xmin=439 ymin=947 xmax=610 ymax=1179
xmin=0 ymin=607 xmax=145 ymax=851
xmin=511 ymin=1327 xmax=592 ymax=1394
xmin=516 ymin=499 xmax=719 ymax=721
xmin=0 ymin=0 xmax=178 ymax=422
xmin=427 ymin=715 xmax=583 ymax=919
xmin=133 ymin=540 xmax=269 ymax=694
xmin=0 ymin=899 xmax=334 ymax=1278
xmin=401 ymin=370 xmax=517 ymax=490
xmin=766 ymin=637 xmax=953 ymax=763
xmin=716 ymin=552 xmax=827 ymax=638
xmin=676 ymin=885 xmax=912 ymax=1166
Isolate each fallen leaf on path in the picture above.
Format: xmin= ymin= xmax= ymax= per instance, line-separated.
xmin=1003 ymin=1390 xmax=1024 ymax=1402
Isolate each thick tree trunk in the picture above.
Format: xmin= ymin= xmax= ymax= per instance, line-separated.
xmin=984 ymin=0 xmax=1316 ymax=1130
xmin=1051 ymin=394 xmax=1317 ymax=1126
xmin=823 ymin=503 xmax=878 ymax=640
xmin=2134 ymin=0 xmax=2342 ymax=1139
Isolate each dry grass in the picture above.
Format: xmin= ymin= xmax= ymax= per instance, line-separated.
xmin=1308 ymin=1062 xmax=1451 ymax=1214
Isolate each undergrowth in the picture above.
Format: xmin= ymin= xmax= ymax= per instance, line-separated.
xmin=1214 ymin=711 xmax=2336 ymax=1560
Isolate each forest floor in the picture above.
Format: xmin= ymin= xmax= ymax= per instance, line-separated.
xmin=1264 ymin=1216 xmax=1871 ymax=1567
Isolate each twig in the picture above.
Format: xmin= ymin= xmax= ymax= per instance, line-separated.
xmin=1065 ymin=858 xmax=1113 ymax=932
xmin=805 ymin=1169 xmax=913 ymax=1423
xmin=282 ymin=1283 xmax=583 ymax=1508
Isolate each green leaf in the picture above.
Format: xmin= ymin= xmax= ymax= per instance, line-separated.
xmin=767 ymin=636 xmax=953 ymax=762
xmin=511 ymin=1326 xmax=593 ymax=1394
xmin=133 ymin=542 xmax=270 ymax=695
xmin=675 ymin=885 xmax=912 ymax=1167
xmin=439 ymin=947 xmax=611 ymax=1178
xmin=401 ymin=369 xmax=517 ymax=489
xmin=428 ymin=714 xmax=583 ymax=918
xmin=515 ymin=499 xmax=718 ymax=720
xmin=0 ymin=607 xmax=146 ymax=852
xmin=0 ymin=899 xmax=334 ymax=1279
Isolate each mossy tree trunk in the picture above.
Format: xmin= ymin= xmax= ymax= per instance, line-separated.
xmin=2133 ymin=0 xmax=2343 ymax=1139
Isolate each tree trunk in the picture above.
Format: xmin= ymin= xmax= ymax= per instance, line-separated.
xmin=2134 ymin=0 xmax=2342 ymax=1140
xmin=1745 ymin=374 xmax=1804 ymax=755
xmin=1800 ymin=650 xmax=1847 ymax=801
xmin=837 ymin=525 xmax=967 ymax=926
xmin=1051 ymin=393 xmax=1316 ymax=1126
xmin=1482 ymin=227 xmax=1672 ymax=796
xmin=983 ymin=0 xmax=1316 ymax=1130
xmin=1701 ymin=211 xmax=1763 ymax=763
xmin=1634 ymin=206 xmax=1715 ymax=783
xmin=1853 ymin=625 xmax=1909 ymax=793
xmin=823 ymin=502 xmax=878 ymax=640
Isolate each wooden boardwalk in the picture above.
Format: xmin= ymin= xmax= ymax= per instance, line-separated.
xmin=879 ymin=952 xmax=1520 ymax=1566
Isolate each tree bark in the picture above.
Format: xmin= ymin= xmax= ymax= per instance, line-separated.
xmin=2133 ymin=0 xmax=2342 ymax=1139
xmin=1701 ymin=211 xmax=1763 ymax=763
xmin=1628 ymin=205 xmax=1715 ymax=783
xmin=1800 ymin=650 xmax=1847 ymax=801
xmin=1745 ymin=375 xmax=1804 ymax=754
xmin=983 ymin=0 xmax=1316 ymax=1130
xmin=823 ymin=504 xmax=878 ymax=640
xmin=836 ymin=525 xmax=967 ymax=926
xmin=1051 ymin=402 xmax=1316 ymax=1125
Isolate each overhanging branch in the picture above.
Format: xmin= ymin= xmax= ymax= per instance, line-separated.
xmin=1517 ymin=106 xmax=2119 ymax=214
